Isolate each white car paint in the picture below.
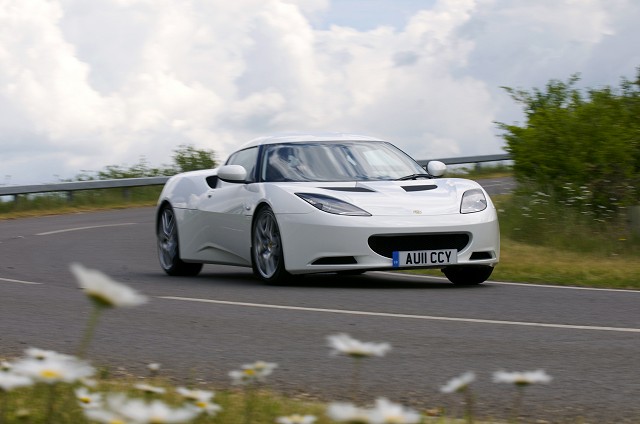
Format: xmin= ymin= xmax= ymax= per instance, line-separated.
xmin=156 ymin=133 xmax=500 ymax=284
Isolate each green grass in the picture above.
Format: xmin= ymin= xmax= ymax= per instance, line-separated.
xmin=494 ymin=238 xmax=639 ymax=288
xmin=0 ymin=372 xmax=555 ymax=424
xmin=0 ymin=187 xmax=162 ymax=219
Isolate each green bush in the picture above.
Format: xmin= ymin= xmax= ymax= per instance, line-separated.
xmin=497 ymin=69 xmax=640 ymax=218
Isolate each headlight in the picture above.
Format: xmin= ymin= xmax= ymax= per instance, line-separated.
xmin=461 ymin=189 xmax=487 ymax=214
xmin=295 ymin=193 xmax=371 ymax=216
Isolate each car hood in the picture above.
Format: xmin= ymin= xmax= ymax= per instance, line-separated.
xmin=278 ymin=179 xmax=484 ymax=216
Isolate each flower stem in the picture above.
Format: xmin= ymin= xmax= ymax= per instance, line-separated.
xmin=0 ymin=391 xmax=6 ymax=424
xmin=351 ymin=358 xmax=362 ymax=403
xmin=77 ymin=304 xmax=103 ymax=358
xmin=464 ymin=388 xmax=475 ymax=424
xmin=244 ymin=386 xmax=255 ymax=424
xmin=511 ymin=386 xmax=524 ymax=424
xmin=45 ymin=384 xmax=57 ymax=424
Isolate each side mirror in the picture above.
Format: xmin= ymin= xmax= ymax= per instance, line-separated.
xmin=217 ymin=165 xmax=247 ymax=182
xmin=426 ymin=161 xmax=446 ymax=177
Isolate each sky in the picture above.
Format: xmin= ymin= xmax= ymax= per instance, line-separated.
xmin=1 ymin=0 xmax=638 ymax=185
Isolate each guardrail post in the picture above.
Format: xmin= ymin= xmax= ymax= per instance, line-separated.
xmin=66 ymin=191 xmax=74 ymax=202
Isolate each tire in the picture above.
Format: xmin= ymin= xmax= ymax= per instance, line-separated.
xmin=251 ymin=207 xmax=290 ymax=284
xmin=442 ymin=265 xmax=493 ymax=285
xmin=157 ymin=205 xmax=203 ymax=276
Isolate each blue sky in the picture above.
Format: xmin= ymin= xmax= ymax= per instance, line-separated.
xmin=0 ymin=0 xmax=638 ymax=185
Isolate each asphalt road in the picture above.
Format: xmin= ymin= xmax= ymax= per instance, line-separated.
xmin=1 ymin=203 xmax=639 ymax=423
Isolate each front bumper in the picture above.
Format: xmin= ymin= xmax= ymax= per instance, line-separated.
xmin=276 ymin=208 xmax=500 ymax=274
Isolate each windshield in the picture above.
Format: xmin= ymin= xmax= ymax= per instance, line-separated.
xmin=261 ymin=141 xmax=426 ymax=182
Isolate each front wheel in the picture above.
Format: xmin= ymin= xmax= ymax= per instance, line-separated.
xmin=157 ymin=205 xmax=203 ymax=276
xmin=442 ymin=265 xmax=493 ymax=285
xmin=251 ymin=207 xmax=290 ymax=284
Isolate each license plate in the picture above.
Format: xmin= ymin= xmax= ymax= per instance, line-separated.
xmin=392 ymin=249 xmax=457 ymax=267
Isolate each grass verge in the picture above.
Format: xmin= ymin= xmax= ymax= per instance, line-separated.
xmin=412 ymin=238 xmax=640 ymax=290
xmin=492 ymin=238 xmax=640 ymax=289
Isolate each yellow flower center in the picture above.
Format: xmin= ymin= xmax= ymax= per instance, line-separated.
xmin=244 ymin=369 xmax=255 ymax=376
xmin=79 ymin=396 xmax=91 ymax=404
xmin=195 ymin=401 xmax=207 ymax=408
xmin=39 ymin=369 xmax=61 ymax=379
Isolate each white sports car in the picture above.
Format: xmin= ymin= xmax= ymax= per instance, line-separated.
xmin=156 ymin=133 xmax=500 ymax=285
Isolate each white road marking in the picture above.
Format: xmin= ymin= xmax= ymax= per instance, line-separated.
xmin=0 ymin=277 xmax=43 ymax=285
xmin=35 ymin=223 xmax=137 ymax=236
xmin=158 ymin=296 xmax=640 ymax=333
xmin=378 ymin=272 xmax=640 ymax=294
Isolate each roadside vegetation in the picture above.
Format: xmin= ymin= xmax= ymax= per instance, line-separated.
xmin=488 ymin=69 xmax=640 ymax=289
xmin=0 ymin=145 xmax=216 ymax=218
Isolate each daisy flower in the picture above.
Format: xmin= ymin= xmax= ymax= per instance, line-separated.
xmin=276 ymin=413 xmax=317 ymax=424
xmin=229 ymin=360 xmax=277 ymax=385
xmin=327 ymin=334 xmax=391 ymax=358
xmin=24 ymin=347 xmax=74 ymax=361
xmin=493 ymin=370 xmax=552 ymax=386
xmin=134 ymin=383 xmax=166 ymax=395
xmin=327 ymin=402 xmax=372 ymax=423
xmin=83 ymin=407 xmax=127 ymax=424
xmin=75 ymin=387 xmax=103 ymax=409
xmin=367 ymin=398 xmax=421 ymax=424
xmin=0 ymin=371 xmax=33 ymax=391
xmin=176 ymin=387 xmax=214 ymax=403
xmin=147 ymin=362 xmax=161 ymax=375
xmin=440 ymin=371 xmax=476 ymax=393
xmin=70 ymin=263 xmax=147 ymax=308
xmin=176 ymin=387 xmax=220 ymax=415
xmin=11 ymin=356 xmax=94 ymax=384
xmin=105 ymin=394 xmax=199 ymax=424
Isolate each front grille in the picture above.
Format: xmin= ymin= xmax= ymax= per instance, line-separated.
xmin=368 ymin=233 xmax=470 ymax=258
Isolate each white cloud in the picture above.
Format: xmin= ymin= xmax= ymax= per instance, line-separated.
xmin=0 ymin=0 xmax=638 ymax=184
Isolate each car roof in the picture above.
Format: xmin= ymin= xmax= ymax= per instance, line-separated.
xmin=238 ymin=133 xmax=386 ymax=150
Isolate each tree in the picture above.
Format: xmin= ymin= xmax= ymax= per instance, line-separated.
xmin=171 ymin=144 xmax=217 ymax=173
xmin=497 ymin=69 xmax=640 ymax=216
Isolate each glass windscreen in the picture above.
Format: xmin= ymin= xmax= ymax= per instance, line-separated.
xmin=261 ymin=141 xmax=425 ymax=182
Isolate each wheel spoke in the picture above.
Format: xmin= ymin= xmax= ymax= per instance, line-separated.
xmin=253 ymin=211 xmax=282 ymax=279
xmin=158 ymin=208 xmax=178 ymax=269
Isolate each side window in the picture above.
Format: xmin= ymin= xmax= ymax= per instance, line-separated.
xmin=226 ymin=147 xmax=259 ymax=182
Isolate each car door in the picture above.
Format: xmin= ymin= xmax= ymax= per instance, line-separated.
xmin=194 ymin=147 xmax=260 ymax=265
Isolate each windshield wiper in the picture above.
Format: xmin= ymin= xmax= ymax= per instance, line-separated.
xmin=396 ymin=173 xmax=432 ymax=181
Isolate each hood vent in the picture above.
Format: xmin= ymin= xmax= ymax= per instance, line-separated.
xmin=402 ymin=184 xmax=437 ymax=192
xmin=321 ymin=187 xmax=375 ymax=192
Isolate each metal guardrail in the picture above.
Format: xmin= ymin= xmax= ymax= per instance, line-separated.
xmin=0 ymin=154 xmax=511 ymax=200
xmin=0 ymin=176 xmax=170 ymax=198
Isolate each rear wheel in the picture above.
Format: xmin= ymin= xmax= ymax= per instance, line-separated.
xmin=251 ymin=207 xmax=290 ymax=284
xmin=157 ymin=205 xmax=203 ymax=276
xmin=442 ymin=265 xmax=493 ymax=285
